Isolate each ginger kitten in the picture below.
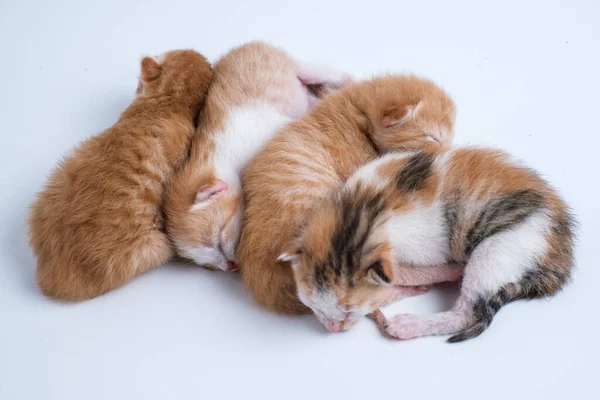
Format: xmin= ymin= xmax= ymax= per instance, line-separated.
xmin=28 ymin=50 xmax=213 ymax=300
xmin=163 ymin=41 xmax=350 ymax=272
xmin=281 ymin=148 xmax=575 ymax=341
xmin=238 ymin=74 xmax=456 ymax=314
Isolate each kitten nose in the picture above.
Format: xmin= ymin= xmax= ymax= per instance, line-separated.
xmin=324 ymin=319 xmax=343 ymax=333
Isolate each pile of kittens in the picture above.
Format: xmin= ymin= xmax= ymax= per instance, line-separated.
xmin=28 ymin=41 xmax=575 ymax=343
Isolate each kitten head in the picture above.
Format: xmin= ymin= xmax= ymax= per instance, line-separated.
xmin=365 ymin=74 xmax=456 ymax=153
xmin=164 ymin=166 xmax=241 ymax=272
xmin=136 ymin=49 xmax=212 ymax=97
xmin=278 ymin=186 xmax=396 ymax=332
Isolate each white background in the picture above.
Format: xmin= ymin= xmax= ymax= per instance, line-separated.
xmin=1 ymin=0 xmax=598 ymax=399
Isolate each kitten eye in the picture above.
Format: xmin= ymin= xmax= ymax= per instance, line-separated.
xmin=426 ymin=134 xmax=440 ymax=143
xmin=367 ymin=260 xmax=390 ymax=284
xmin=425 ymin=129 xmax=443 ymax=144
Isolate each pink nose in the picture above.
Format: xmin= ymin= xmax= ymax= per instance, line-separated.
xmin=324 ymin=319 xmax=343 ymax=333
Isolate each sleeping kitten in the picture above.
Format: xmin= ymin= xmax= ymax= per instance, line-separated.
xmin=28 ymin=50 xmax=213 ymax=300
xmin=238 ymin=74 xmax=456 ymax=313
xmin=163 ymin=41 xmax=350 ymax=272
xmin=280 ymin=148 xmax=575 ymax=341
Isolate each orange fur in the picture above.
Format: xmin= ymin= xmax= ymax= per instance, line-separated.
xmin=28 ymin=50 xmax=213 ymax=301
xmin=238 ymin=74 xmax=456 ymax=314
xmin=163 ymin=41 xmax=349 ymax=272
xmin=287 ymin=147 xmax=574 ymax=338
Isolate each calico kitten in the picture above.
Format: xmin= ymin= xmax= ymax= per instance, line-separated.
xmin=238 ymin=74 xmax=456 ymax=313
xmin=28 ymin=50 xmax=212 ymax=300
xmin=281 ymin=148 xmax=575 ymax=341
xmin=163 ymin=41 xmax=350 ymax=272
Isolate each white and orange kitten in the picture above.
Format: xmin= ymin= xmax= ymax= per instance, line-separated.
xmin=164 ymin=41 xmax=351 ymax=271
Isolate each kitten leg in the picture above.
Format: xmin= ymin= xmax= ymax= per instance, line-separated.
xmin=384 ymin=216 xmax=547 ymax=341
xmin=365 ymin=284 xmax=430 ymax=313
xmin=384 ymin=262 xmax=488 ymax=341
xmin=392 ymin=263 xmax=464 ymax=286
xmin=380 ymin=285 xmax=430 ymax=307
xmin=368 ymin=286 xmax=428 ymax=338
xmin=367 ymin=310 xmax=395 ymax=338
xmin=368 ymin=309 xmax=389 ymax=328
xmin=384 ymin=263 xmax=483 ymax=341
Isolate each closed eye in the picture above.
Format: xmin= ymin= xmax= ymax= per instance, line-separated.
xmin=426 ymin=134 xmax=440 ymax=143
xmin=424 ymin=130 xmax=441 ymax=143
xmin=368 ymin=260 xmax=390 ymax=283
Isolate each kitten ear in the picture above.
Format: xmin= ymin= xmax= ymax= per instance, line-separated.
xmin=193 ymin=180 xmax=228 ymax=205
xmin=140 ymin=57 xmax=162 ymax=82
xmin=381 ymin=102 xmax=422 ymax=129
xmin=366 ymin=260 xmax=393 ymax=285
xmin=277 ymin=241 xmax=302 ymax=267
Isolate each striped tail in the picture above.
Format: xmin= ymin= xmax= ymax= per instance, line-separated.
xmin=447 ymin=286 xmax=515 ymax=343
xmin=447 ymin=265 xmax=571 ymax=343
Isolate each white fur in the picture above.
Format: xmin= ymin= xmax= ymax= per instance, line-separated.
xmin=461 ymin=210 xmax=551 ymax=296
xmin=385 ymin=211 xmax=552 ymax=340
xmin=346 ymin=152 xmax=417 ymax=191
xmin=183 ymin=103 xmax=292 ymax=270
xmin=178 ymin=56 xmax=352 ymax=272
xmin=297 ymin=286 xmax=348 ymax=329
xmin=212 ymin=102 xmax=292 ymax=193
xmin=220 ymin=220 xmax=238 ymax=261
xmin=432 ymin=149 xmax=454 ymax=175
xmin=386 ymin=202 xmax=450 ymax=266
xmin=190 ymin=201 xmax=211 ymax=211
xmin=277 ymin=253 xmax=297 ymax=263
xmin=154 ymin=52 xmax=168 ymax=64
xmin=179 ymin=244 xmax=225 ymax=269
xmin=295 ymin=60 xmax=351 ymax=86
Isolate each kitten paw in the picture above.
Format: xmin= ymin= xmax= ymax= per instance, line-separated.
xmin=396 ymin=285 xmax=430 ymax=297
xmin=385 ymin=314 xmax=428 ymax=340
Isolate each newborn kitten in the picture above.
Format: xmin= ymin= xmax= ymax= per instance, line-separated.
xmin=163 ymin=41 xmax=350 ymax=272
xmin=281 ymin=148 xmax=575 ymax=341
xmin=28 ymin=50 xmax=213 ymax=300
xmin=238 ymin=74 xmax=456 ymax=314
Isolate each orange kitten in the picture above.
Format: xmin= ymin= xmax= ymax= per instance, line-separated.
xmin=238 ymin=74 xmax=456 ymax=314
xmin=163 ymin=41 xmax=350 ymax=272
xmin=28 ymin=50 xmax=213 ymax=301
xmin=281 ymin=148 xmax=575 ymax=342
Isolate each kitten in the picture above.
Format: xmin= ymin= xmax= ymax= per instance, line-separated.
xmin=28 ymin=50 xmax=213 ymax=300
xmin=163 ymin=41 xmax=350 ymax=272
xmin=238 ymin=74 xmax=456 ymax=314
xmin=280 ymin=148 xmax=575 ymax=341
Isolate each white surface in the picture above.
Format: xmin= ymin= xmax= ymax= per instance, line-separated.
xmin=1 ymin=0 xmax=598 ymax=399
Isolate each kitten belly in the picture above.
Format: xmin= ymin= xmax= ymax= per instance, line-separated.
xmin=386 ymin=202 xmax=450 ymax=267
